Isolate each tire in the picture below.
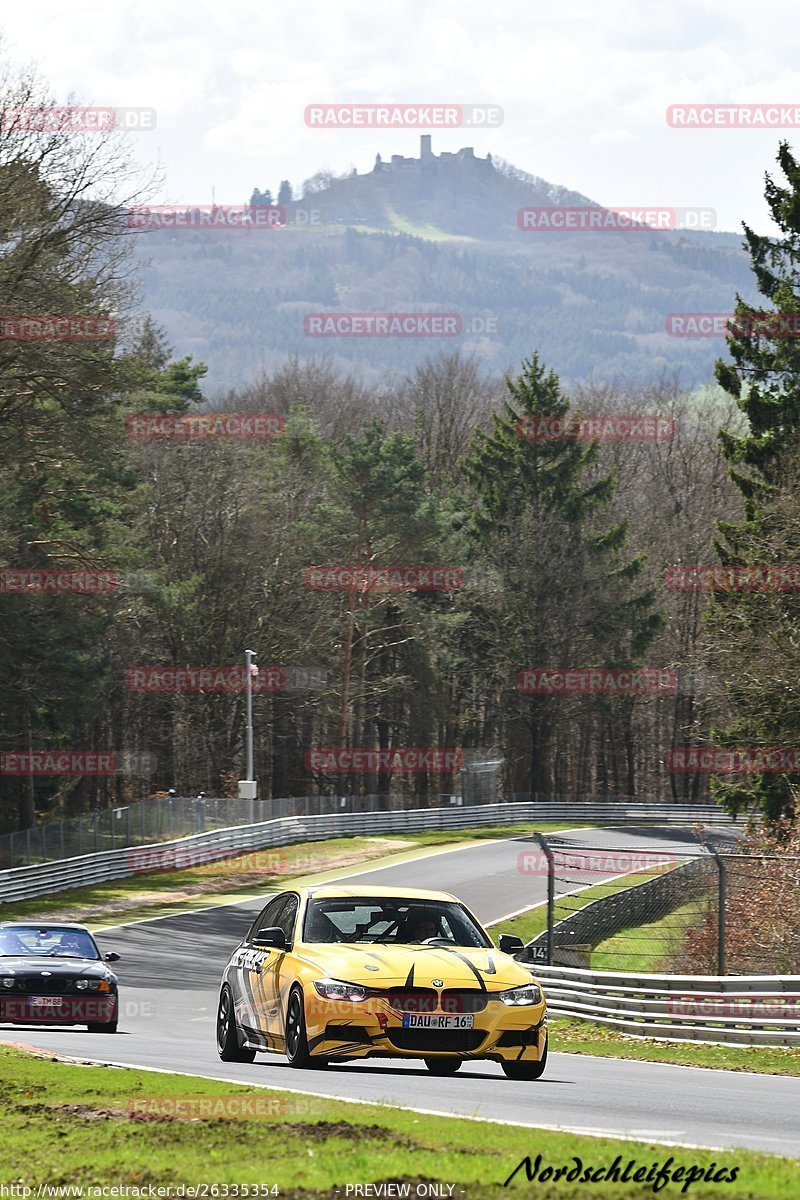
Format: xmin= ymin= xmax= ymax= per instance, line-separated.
xmin=87 ymin=1021 xmax=117 ymax=1033
xmin=216 ymin=985 xmax=256 ymax=1063
xmin=502 ymin=1041 xmax=547 ymax=1080
xmin=424 ymin=1057 xmax=462 ymax=1075
xmin=285 ymin=986 xmax=320 ymax=1069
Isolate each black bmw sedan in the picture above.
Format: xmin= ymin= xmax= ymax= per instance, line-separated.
xmin=0 ymin=921 xmax=121 ymax=1032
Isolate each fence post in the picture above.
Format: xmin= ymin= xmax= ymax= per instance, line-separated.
xmin=534 ymin=831 xmax=555 ymax=966
xmin=708 ymin=845 xmax=727 ymax=975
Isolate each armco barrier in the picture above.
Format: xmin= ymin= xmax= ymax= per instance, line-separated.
xmin=531 ymin=964 xmax=800 ymax=1046
xmin=0 ymin=799 xmax=738 ymax=904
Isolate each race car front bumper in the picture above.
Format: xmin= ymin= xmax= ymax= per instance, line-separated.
xmin=305 ymin=991 xmax=548 ymax=1063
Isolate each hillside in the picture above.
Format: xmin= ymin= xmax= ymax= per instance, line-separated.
xmin=133 ymin=137 xmax=755 ymax=392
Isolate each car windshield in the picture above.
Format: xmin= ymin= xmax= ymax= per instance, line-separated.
xmin=0 ymin=927 xmax=100 ymax=960
xmin=302 ymin=898 xmax=492 ymax=948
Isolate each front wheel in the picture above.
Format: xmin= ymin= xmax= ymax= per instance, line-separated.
xmin=217 ymin=985 xmax=255 ymax=1062
xmin=501 ymin=1041 xmax=547 ymax=1080
xmin=87 ymin=1021 xmax=117 ymax=1033
xmin=285 ymin=986 xmax=324 ymax=1069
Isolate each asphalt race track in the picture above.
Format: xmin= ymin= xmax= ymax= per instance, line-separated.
xmin=5 ymin=826 xmax=799 ymax=1157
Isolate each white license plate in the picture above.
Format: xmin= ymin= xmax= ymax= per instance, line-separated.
xmin=29 ymin=996 xmax=63 ymax=1007
xmin=402 ymin=1014 xmax=474 ymax=1029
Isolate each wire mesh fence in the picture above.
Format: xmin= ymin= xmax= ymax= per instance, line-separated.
xmin=522 ymin=833 xmax=800 ymax=976
xmin=0 ymin=791 xmax=467 ymax=868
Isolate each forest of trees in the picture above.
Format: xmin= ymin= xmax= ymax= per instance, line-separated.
xmin=2 ymin=58 xmax=800 ymax=833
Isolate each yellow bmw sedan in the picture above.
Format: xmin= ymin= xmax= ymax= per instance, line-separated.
xmin=216 ymin=884 xmax=547 ymax=1079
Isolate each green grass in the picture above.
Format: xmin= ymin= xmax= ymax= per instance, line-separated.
xmin=0 ymin=823 xmax=588 ymax=928
xmin=489 ymin=870 xmax=660 ymax=943
xmin=549 ymin=1017 xmax=800 ymax=1076
xmin=0 ymin=1045 xmax=794 ymax=1196
xmin=385 ymin=206 xmax=478 ymax=242
xmin=591 ymin=898 xmax=708 ymax=972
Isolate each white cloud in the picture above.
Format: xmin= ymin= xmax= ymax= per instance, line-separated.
xmin=0 ymin=0 xmax=798 ymax=229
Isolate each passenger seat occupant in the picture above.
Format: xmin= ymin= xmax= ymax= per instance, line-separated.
xmin=0 ymin=931 xmax=25 ymax=955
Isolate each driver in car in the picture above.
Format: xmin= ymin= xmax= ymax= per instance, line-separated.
xmin=60 ymin=933 xmax=85 ymax=956
xmin=407 ymin=915 xmax=438 ymax=942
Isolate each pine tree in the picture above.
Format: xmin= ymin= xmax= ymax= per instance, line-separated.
xmin=462 ymin=354 xmax=663 ymax=796
xmin=708 ymin=142 xmax=800 ymax=822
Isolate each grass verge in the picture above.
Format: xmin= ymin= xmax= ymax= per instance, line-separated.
xmin=549 ymin=1017 xmax=800 ymax=1076
xmin=591 ymin=898 xmax=708 ymax=972
xmin=0 ymin=823 xmax=586 ymax=928
xmin=489 ymin=869 xmax=660 ymax=945
xmin=0 ymin=1044 xmax=794 ymax=1197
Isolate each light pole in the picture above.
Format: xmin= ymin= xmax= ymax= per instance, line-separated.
xmin=238 ymin=649 xmax=258 ymax=812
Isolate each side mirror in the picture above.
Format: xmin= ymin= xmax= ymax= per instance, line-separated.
xmin=497 ymin=934 xmax=524 ymax=955
xmin=104 ymin=952 xmax=121 ymax=962
xmin=252 ymin=927 xmax=287 ymax=950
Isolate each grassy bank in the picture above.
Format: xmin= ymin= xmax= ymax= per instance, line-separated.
xmin=0 ymin=1044 xmax=793 ymax=1197
xmin=489 ymin=869 xmax=660 ymax=945
xmin=590 ymin=897 xmax=706 ymax=972
xmin=548 ymin=1017 xmax=800 ymax=1076
xmin=0 ymin=823 xmax=584 ymax=927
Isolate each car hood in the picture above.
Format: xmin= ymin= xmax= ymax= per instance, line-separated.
xmin=293 ymin=942 xmax=536 ymax=990
xmin=0 ymin=957 xmax=112 ymax=979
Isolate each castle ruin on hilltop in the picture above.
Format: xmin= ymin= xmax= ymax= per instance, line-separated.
xmin=372 ymin=134 xmax=494 ymax=176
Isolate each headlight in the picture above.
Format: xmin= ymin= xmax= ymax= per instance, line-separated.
xmin=1 ymin=977 xmax=15 ymax=989
xmin=75 ymin=979 xmax=110 ymax=992
xmin=498 ymin=984 xmax=543 ymax=1006
xmin=313 ymin=980 xmax=368 ymax=1002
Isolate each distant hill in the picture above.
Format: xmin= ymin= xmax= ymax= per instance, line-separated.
xmin=133 ymin=135 xmax=755 ymax=393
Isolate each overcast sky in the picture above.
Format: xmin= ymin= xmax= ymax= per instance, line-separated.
xmin=4 ymin=0 xmax=800 ymax=234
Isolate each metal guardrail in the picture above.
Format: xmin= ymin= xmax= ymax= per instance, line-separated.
xmin=0 ymin=793 xmax=734 ymax=869
xmin=0 ymin=799 xmax=738 ymax=904
xmin=532 ymin=964 xmax=800 ymax=1046
xmin=0 ymin=793 xmax=461 ymax=868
